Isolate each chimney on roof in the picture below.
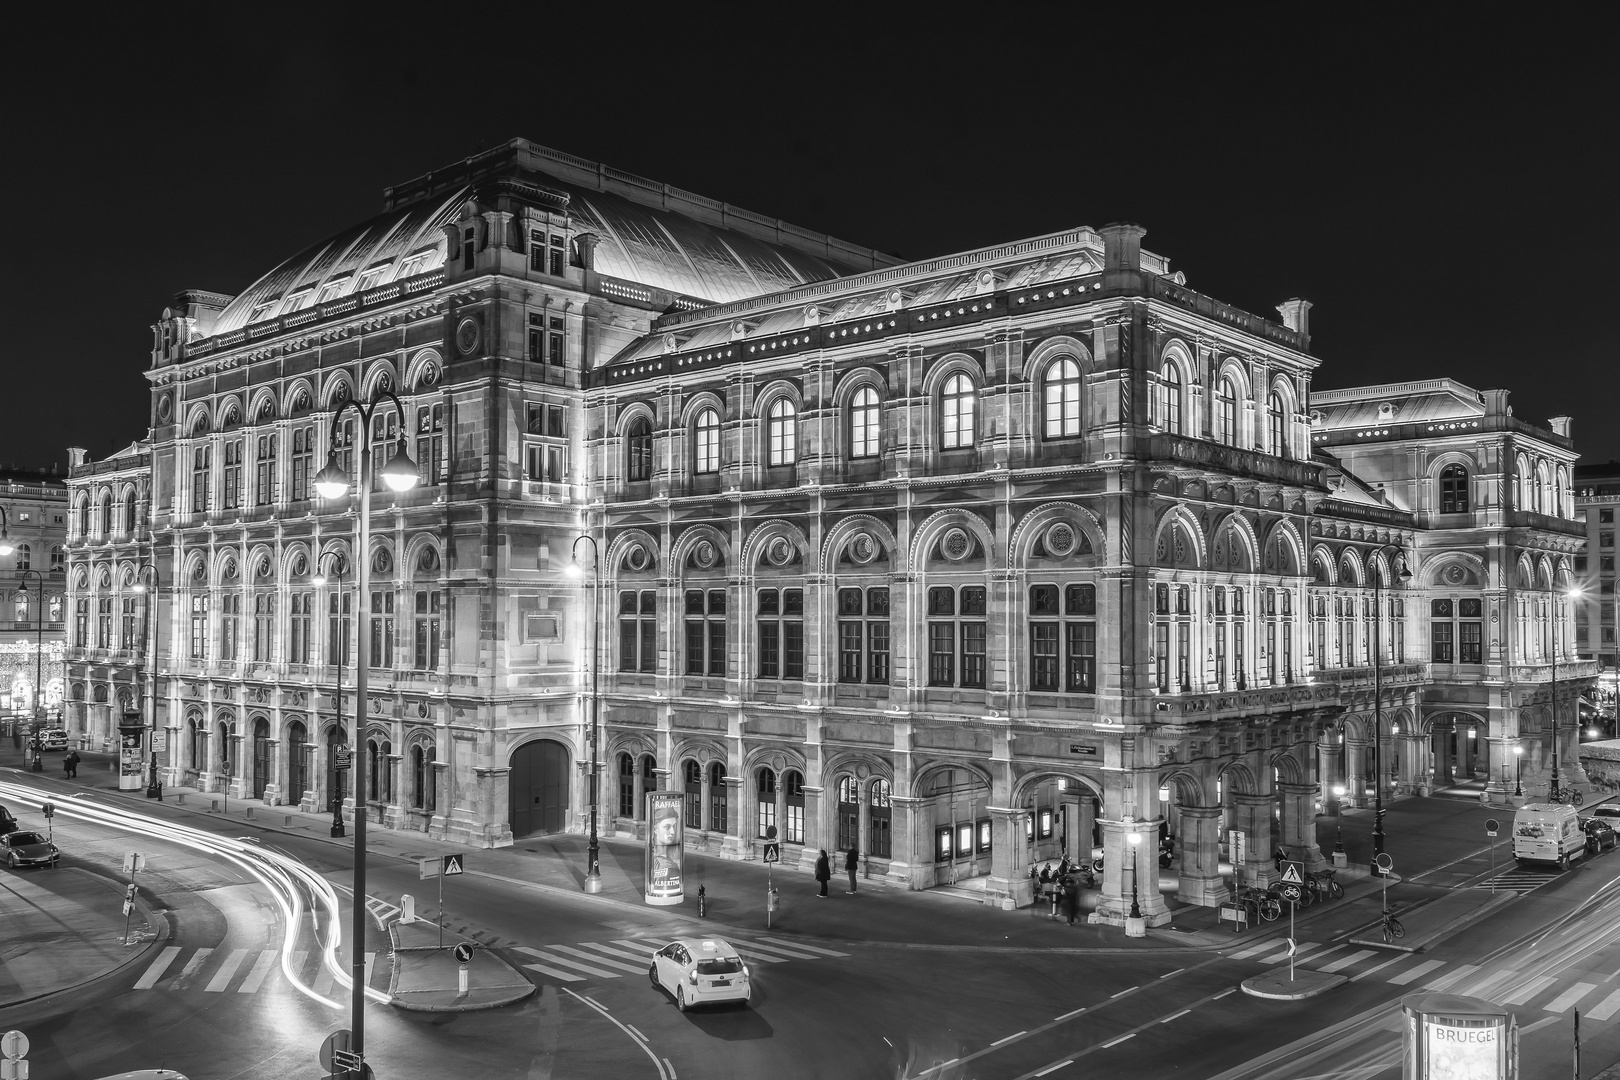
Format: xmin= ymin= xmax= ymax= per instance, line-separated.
xmin=1276 ymin=298 xmax=1312 ymax=337
xmin=67 ymin=447 xmax=88 ymax=470
xmin=1099 ymin=222 xmax=1145 ymax=271
xmin=1549 ymin=415 xmax=1574 ymax=438
xmin=1482 ymin=389 xmax=1511 ymax=417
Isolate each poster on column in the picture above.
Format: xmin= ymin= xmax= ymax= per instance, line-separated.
xmin=644 ymin=791 xmax=685 ymax=906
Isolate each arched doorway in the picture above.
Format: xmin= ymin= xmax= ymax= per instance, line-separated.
xmin=251 ymin=718 xmax=270 ymax=799
xmin=918 ymin=765 xmax=991 ymax=887
xmin=286 ymin=722 xmax=308 ymax=805
xmin=510 ymin=739 xmax=570 ymax=838
xmin=325 ymin=724 xmax=347 ymax=813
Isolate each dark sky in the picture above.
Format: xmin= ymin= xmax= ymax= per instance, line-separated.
xmin=4 ymin=8 xmax=1614 ymax=472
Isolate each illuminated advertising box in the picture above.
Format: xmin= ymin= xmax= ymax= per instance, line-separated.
xmin=1401 ymin=993 xmax=1516 ymax=1080
xmin=644 ymin=791 xmax=685 ymax=906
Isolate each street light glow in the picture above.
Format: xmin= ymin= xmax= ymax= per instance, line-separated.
xmin=313 ymin=454 xmax=351 ymax=500
xmin=379 ymin=438 xmax=420 ymax=492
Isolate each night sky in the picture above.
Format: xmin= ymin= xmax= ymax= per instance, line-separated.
xmin=4 ymin=8 xmax=1614 ymax=473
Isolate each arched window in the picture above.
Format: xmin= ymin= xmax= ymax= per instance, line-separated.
xmin=1439 ymin=464 xmax=1469 ymax=514
xmin=626 ymin=417 xmax=653 ymax=481
xmin=869 ymin=778 xmax=892 ymax=858
xmin=684 ymin=760 xmax=702 ymax=829
xmin=836 ymin=775 xmax=859 ymax=850
xmin=1159 ymin=364 xmax=1182 ymax=433
xmin=756 ymin=767 xmax=777 ymax=837
xmin=767 ymin=398 xmax=797 ymax=467
xmin=412 ymin=745 xmax=428 ymax=809
xmin=123 ymin=495 xmax=137 ymax=535
xmin=617 ymin=752 xmax=635 ymax=817
xmin=639 ymin=755 xmax=656 ymax=820
xmin=693 ymin=408 xmax=720 ymax=474
xmin=99 ymin=496 xmax=113 ymax=536
xmin=850 ymin=386 xmax=880 ymax=459
xmin=1216 ymin=376 xmax=1238 ymax=447
xmin=941 ymin=373 xmax=976 ymax=449
xmin=783 ymin=769 xmax=805 ymax=844
xmin=1042 ymin=357 xmax=1081 ymax=439
xmin=1267 ymin=391 xmax=1287 ymax=457
xmin=77 ymin=499 xmax=90 ymax=537
xmin=707 ymin=761 xmax=727 ymax=834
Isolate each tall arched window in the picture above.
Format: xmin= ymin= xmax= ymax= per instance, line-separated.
xmin=869 ymin=778 xmax=892 ymax=858
xmin=412 ymin=745 xmax=429 ymax=809
xmin=767 ymin=398 xmax=797 ymax=466
xmin=617 ymin=752 xmax=636 ymax=817
xmin=707 ymin=761 xmax=727 ymax=834
xmin=123 ymin=495 xmax=137 ymax=535
xmin=683 ymin=760 xmax=702 ymax=829
xmin=1042 ymin=357 xmax=1081 ymax=439
xmin=1216 ymin=376 xmax=1238 ymax=447
xmin=783 ymin=769 xmax=805 ymax=844
xmin=941 ymin=373 xmax=976 ymax=449
xmin=99 ymin=495 xmax=113 ymax=536
xmin=1439 ymin=464 xmax=1469 ymax=514
xmin=756 ymin=767 xmax=777 ymax=837
xmin=850 ymin=386 xmax=880 ymax=459
xmin=626 ymin=417 xmax=653 ymax=481
xmin=1159 ymin=364 xmax=1182 ymax=433
xmin=693 ymin=408 xmax=720 ymax=474
xmin=1267 ymin=391 xmax=1287 ymax=457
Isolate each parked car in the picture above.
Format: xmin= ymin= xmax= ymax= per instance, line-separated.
xmin=0 ymin=830 xmax=60 ymax=868
xmin=0 ymin=804 xmax=17 ymax=836
xmin=1590 ymin=804 xmax=1620 ymax=824
xmin=36 ymin=728 xmax=69 ymax=751
xmin=648 ymin=937 xmax=751 ymax=1011
xmin=1583 ymin=817 xmax=1617 ymax=855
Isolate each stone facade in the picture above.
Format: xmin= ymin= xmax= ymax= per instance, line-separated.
xmin=1 ymin=466 xmax=69 ymax=725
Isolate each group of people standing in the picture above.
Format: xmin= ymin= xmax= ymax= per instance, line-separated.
xmin=814 ymin=846 xmax=860 ymax=896
xmin=1033 ymin=857 xmax=1092 ymax=925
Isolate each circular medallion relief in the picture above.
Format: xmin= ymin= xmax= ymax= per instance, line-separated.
xmin=1444 ymin=564 xmax=1467 ymax=585
xmin=847 ymin=533 xmax=877 ymax=565
xmin=156 ymin=392 xmax=173 ymax=423
xmin=455 ymin=317 xmax=481 ymax=355
xmin=940 ymin=527 xmax=972 ymax=562
xmin=692 ymin=540 xmax=717 ymax=569
xmin=765 ymin=536 xmax=795 ymax=567
xmin=624 ymin=544 xmax=650 ymax=572
xmin=1045 ymin=523 xmax=1077 ymax=557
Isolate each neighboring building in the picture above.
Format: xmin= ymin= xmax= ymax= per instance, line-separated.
xmin=1574 ymin=460 xmax=1619 ymax=715
xmin=76 ymin=139 xmax=1596 ymax=925
xmin=1 ymin=465 xmax=70 ymax=725
xmin=62 ymin=440 xmax=154 ymax=747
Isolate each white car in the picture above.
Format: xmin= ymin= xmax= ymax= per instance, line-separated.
xmin=1590 ymin=805 xmax=1620 ymax=823
xmin=37 ymin=729 xmax=69 ymax=751
xmin=648 ymin=937 xmax=751 ymax=1011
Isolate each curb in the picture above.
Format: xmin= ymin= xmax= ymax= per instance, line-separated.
xmin=386 ymin=920 xmax=536 ymax=1013
xmin=1241 ymin=970 xmax=1347 ymax=1000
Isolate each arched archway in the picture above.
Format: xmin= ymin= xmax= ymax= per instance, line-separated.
xmin=916 ymin=763 xmax=993 ymax=887
xmin=286 ymin=721 xmax=308 ymax=805
xmin=510 ymin=739 xmax=570 ymax=838
xmin=251 ymin=717 xmax=271 ymax=799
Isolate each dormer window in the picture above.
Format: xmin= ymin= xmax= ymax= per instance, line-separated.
xmin=317 ymin=275 xmax=351 ymax=304
xmin=355 ymin=263 xmax=390 ymax=292
xmin=396 ymin=248 xmax=435 ymax=278
xmin=248 ymin=299 xmax=280 ymax=324
xmin=281 ymin=289 xmax=315 ymax=314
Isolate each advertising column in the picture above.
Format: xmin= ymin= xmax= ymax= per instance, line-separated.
xmin=117 ymin=710 xmax=145 ymax=791
xmin=645 ymin=791 xmax=685 ymax=906
xmin=1401 ymin=992 xmax=1516 ymax=1079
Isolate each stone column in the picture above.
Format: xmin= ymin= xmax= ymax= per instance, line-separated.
xmin=1088 ymin=816 xmax=1170 ymax=927
xmin=986 ymin=806 xmax=1029 ymax=908
xmin=263 ymin=738 xmax=282 ymax=806
xmin=802 ymin=785 xmax=824 ymax=854
xmin=1276 ymin=781 xmax=1327 ymax=870
xmin=1344 ymin=738 xmax=1368 ymax=809
xmin=885 ymin=795 xmax=921 ymax=890
xmin=1175 ymin=805 xmax=1226 ymax=907
xmin=1232 ymin=792 xmax=1277 ymax=888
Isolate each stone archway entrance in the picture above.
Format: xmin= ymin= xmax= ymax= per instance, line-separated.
xmin=917 ymin=766 xmax=991 ymax=888
xmin=286 ymin=721 xmax=308 ymax=805
xmin=510 ymin=739 xmax=570 ymax=838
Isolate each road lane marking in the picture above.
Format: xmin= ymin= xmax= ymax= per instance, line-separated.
xmin=1034 ymin=1061 xmax=1073 ymax=1076
xmin=1387 ymin=959 xmax=1445 ymax=985
xmin=238 ymin=951 xmax=277 ymax=993
xmin=627 ymin=1025 xmax=646 ymax=1041
xmin=205 ymin=949 xmax=249 ymax=992
xmin=1501 ymin=974 xmax=1557 ymax=1006
xmin=1227 ymin=941 xmax=1281 ymax=960
xmin=664 ymin=1059 xmax=676 ymax=1079
xmin=1099 ymin=1033 xmax=1135 ymax=1048
xmin=365 ymin=952 xmax=377 ymax=989
xmin=546 ymin=945 xmax=647 ymax=973
xmin=1306 ymin=945 xmax=1347 ymax=965
xmin=992 ymin=1031 xmax=1026 ymax=1047
xmin=522 ymin=962 xmax=585 ymax=982
xmin=172 ymin=947 xmax=214 ymax=989
xmin=1587 ymin=989 xmax=1620 ymax=1021
xmin=1261 ymin=942 xmax=1320 ymax=965
xmin=1111 ymin=987 xmax=1137 ymax=998
xmin=1521 ymin=1015 xmax=1560 ymax=1035
xmin=1212 ymin=988 xmax=1236 ymax=999
xmin=1053 ymin=1007 xmax=1086 ymax=1022
xmin=1162 ymin=1009 xmax=1190 ymax=1023
xmin=754 ymin=936 xmax=850 ymax=956
xmin=724 ymin=940 xmax=820 ymax=961
xmin=1350 ymin=956 xmax=1406 ymax=982
xmin=1424 ymin=964 xmax=1478 ymax=991
xmin=1544 ymin=982 xmax=1597 ymax=1013
xmin=515 ymin=947 xmax=622 ymax=979
xmin=1318 ymin=949 xmax=1377 ymax=974
xmin=725 ymin=945 xmax=787 ymax=963
xmin=562 ymin=988 xmax=669 ymax=1080
xmin=1160 ymin=968 xmax=1184 ymax=979
xmin=133 ymin=946 xmax=182 ymax=989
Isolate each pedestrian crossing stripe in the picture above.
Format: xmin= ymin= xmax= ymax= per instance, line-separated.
xmin=131 ymin=948 xmax=384 ymax=994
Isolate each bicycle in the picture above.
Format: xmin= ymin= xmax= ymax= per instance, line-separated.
xmin=1307 ymin=868 xmax=1344 ymax=901
xmin=1380 ymin=909 xmax=1405 ymax=942
xmin=1548 ymin=787 xmax=1585 ymax=807
xmin=1236 ymin=886 xmax=1282 ymax=922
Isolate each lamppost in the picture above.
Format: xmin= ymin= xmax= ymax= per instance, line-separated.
xmin=313 ymin=393 xmax=418 ymax=1080
xmin=1332 ymin=783 xmax=1346 ymax=855
xmin=1549 ymin=585 xmax=1585 ymax=802
xmin=313 ymin=553 xmax=349 ymax=839
xmin=1371 ymin=553 xmax=1413 ymax=872
xmin=566 ymin=534 xmax=603 ymax=894
xmin=0 ymin=508 xmax=18 ymax=735
xmin=21 ymin=569 xmax=45 ymax=731
xmin=132 ymin=563 xmax=163 ymax=798
xmin=1514 ymin=744 xmax=1524 ymax=798
xmin=1126 ymin=826 xmax=1142 ymax=919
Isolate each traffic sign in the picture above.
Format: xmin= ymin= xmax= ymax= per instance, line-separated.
xmin=1 ymin=1031 xmax=27 ymax=1061
xmin=334 ymin=745 xmax=352 ymax=771
xmin=221 ymin=759 xmax=233 ymax=777
xmin=1285 ymin=938 xmax=1297 ymax=957
xmin=453 ymin=942 xmax=474 ymax=964
xmin=1374 ymin=852 xmax=1394 ymax=873
xmin=1485 ymin=818 xmax=1500 ymax=838
xmin=1280 ymin=862 xmax=1304 ymax=885
xmin=761 ymin=842 xmax=780 ymax=863
xmin=318 ymin=1030 xmax=351 ymax=1073
xmin=123 ymin=852 xmax=145 ymax=874
xmin=1280 ymin=884 xmax=1301 ymax=902
xmin=40 ymin=803 xmax=53 ymax=820
xmin=442 ymin=853 xmax=464 ymax=876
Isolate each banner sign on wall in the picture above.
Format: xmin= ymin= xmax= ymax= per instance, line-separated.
xmin=644 ymin=791 xmax=685 ymax=906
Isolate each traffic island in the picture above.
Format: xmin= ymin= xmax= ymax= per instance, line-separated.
xmin=388 ymin=920 xmax=536 ymax=1012
xmin=1240 ymin=969 xmax=1347 ymax=1000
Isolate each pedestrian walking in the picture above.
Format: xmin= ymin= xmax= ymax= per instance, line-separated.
xmin=844 ymin=845 xmax=859 ymax=894
xmin=65 ymin=750 xmax=81 ymax=778
xmin=1062 ymin=872 xmax=1082 ymax=926
xmin=814 ymin=848 xmax=831 ymax=897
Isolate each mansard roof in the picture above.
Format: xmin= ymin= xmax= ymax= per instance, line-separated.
xmin=1310 ymin=379 xmax=1487 ymax=430
xmin=211 ymin=139 xmax=894 ymax=336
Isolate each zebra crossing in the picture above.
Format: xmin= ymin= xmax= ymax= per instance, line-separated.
xmin=1480 ymin=864 xmax=1564 ymax=891
xmin=131 ymin=946 xmax=385 ymax=996
xmin=1227 ymin=938 xmax=1620 ymax=1019
xmin=515 ymin=930 xmax=849 ymax=985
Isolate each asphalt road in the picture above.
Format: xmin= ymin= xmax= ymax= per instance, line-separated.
xmin=6 ymin=786 xmax=1620 ymax=1080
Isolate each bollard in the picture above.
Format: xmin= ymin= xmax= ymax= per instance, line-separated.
xmin=401 ymin=894 xmax=416 ymax=923
xmin=697 ymin=884 xmax=706 ymax=917
xmin=176 ymin=793 xmax=185 ymax=805
xmin=244 ymin=807 xmax=254 ymax=819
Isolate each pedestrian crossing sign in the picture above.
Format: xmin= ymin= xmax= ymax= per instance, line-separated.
xmin=1281 ymin=862 xmax=1304 ymax=885
xmin=442 ymin=854 xmax=464 ymax=876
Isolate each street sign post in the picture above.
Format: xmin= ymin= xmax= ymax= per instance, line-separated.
xmin=764 ymin=825 xmax=779 ymax=928
xmin=454 ymin=941 xmax=473 ymax=994
xmin=41 ymin=802 xmax=53 ymax=844
xmin=1376 ymin=852 xmax=1395 ymax=928
xmin=1 ymin=1029 xmax=27 ymax=1080
xmin=1485 ymin=818 xmax=1500 ymax=875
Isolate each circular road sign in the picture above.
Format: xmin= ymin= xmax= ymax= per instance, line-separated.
xmin=2 ymin=1030 xmax=29 ymax=1060
xmin=318 ymin=1029 xmax=351 ymax=1072
xmin=1486 ymin=818 xmax=1500 ymax=837
xmin=453 ymin=942 xmax=475 ymax=964
xmin=1375 ymin=852 xmax=1394 ymax=872
xmin=1281 ymin=884 xmax=1301 ymax=902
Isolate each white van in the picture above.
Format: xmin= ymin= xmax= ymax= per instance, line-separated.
xmin=1513 ymin=803 xmax=1585 ymax=868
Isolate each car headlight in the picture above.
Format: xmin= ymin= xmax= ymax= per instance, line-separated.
xmin=688 ymin=972 xmax=697 ymax=986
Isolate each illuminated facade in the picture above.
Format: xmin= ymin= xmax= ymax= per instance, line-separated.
xmin=63 ymin=140 xmax=1594 ymax=922
xmin=1 ymin=466 xmax=69 ymax=722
